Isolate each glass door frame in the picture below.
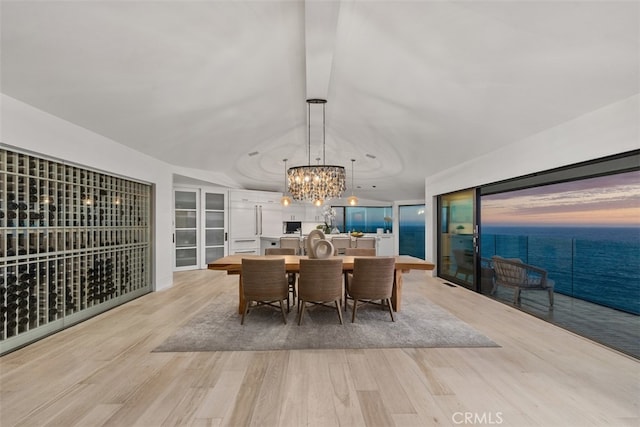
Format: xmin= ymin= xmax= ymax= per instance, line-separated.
xmin=437 ymin=188 xmax=480 ymax=291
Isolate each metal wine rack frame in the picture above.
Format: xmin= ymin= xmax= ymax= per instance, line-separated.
xmin=0 ymin=148 xmax=152 ymax=354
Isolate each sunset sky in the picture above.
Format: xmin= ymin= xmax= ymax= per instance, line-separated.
xmin=481 ymin=170 xmax=640 ymax=227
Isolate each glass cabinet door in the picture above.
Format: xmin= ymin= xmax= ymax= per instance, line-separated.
xmin=203 ymin=192 xmax=226 ymax=265
xmin=174 ymin=190 xmax=198 ymax=270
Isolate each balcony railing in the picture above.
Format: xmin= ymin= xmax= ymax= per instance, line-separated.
xmin=481 ymin=234 xmax=639 ymax=315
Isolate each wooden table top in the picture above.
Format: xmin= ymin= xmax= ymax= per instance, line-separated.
xmin=208 ymin=254 xmax=434 ymax=273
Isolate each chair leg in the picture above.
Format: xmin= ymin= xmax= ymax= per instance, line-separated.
xmin=548 ymin=288 xmax=554 ymax=309
xmin=279 ymin=300 xmax=287 ymax=324
xmin=335 ymin=300 xmax=343 ymax=325
xmin=351 ymin=299 xmax=358 ymax=323
xmin=386 ymin=298 xmax=395 ymax=322
xmin=514 ymin=288 xmax=521 ymax=305
xmin=297 ymin=300 xmax=306 ymax=325
xmin=241 ymin=300 xmax=250 ymax=325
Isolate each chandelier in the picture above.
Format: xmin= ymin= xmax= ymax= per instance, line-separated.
xmin=287 ymin=99 xmax=345 ymax=206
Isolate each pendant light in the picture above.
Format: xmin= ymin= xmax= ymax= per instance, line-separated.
xmin=347 ymin=158 xmax=358 ymax=206
xmin=280 ymin=158 xmax=292 ymax=206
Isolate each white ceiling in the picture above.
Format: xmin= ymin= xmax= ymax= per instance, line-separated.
xmin=1 ymin=1 xmax=638 ymax=202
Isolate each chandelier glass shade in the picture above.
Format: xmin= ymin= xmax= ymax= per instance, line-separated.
xmin=287 ymin=164 xmax=346 ymax=205
xmin=280 ymin=158 xmax=292 ymax=206
xmin=287 ymin=99 xmax=345 ymax=205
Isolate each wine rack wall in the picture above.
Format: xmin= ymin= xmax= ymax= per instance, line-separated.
xmin=0 ymin=148 xmax=152 ymax=354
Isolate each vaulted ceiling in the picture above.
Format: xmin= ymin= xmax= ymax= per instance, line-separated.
xmin=1 ymin=1 xmax=638 ymax=201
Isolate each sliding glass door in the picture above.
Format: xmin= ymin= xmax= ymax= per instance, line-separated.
xmin=438 ymin=189 xmax=478 ymax=290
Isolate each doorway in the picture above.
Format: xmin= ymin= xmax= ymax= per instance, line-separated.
xmin=438 ymin=189 xmax=478 ymax=290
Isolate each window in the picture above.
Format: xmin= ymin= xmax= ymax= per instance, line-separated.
xmin=331 ymin=206 xmax=392 ymax=233
xmin=399 ymin=205 xmax=425 ymax=259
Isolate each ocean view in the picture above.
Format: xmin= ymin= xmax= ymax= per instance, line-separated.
xmin=481 ymin=226 xmax=640 ymax=315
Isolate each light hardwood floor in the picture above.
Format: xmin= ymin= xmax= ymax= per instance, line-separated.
xmin=1 ymin=269 xmax=638 ymax=426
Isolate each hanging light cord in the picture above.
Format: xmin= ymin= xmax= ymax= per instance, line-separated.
xmin=322 ymin=102 xmax=326 ymax=164
xmin=307 ymin=102 xmax=311 ymax=166
xmin=351 ymin=159 xmax=355 ymax=193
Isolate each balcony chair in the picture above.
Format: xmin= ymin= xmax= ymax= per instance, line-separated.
xmin=240 ymin=258 xmax=289 ymax=325
xmin=296 ymin=258 xmax=344 ymax=325
xmin=491 ymin=256 xmax=554 ymax=309
xmin=264 ymin=247 xmax=297 ymax=310
xmin=345 ymin=257 xmax=396 ymax=323
xmin=452 ymin=249 xmax=474 ymax=280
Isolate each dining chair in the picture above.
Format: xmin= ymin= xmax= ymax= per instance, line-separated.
xmin=345 ymin=257 xmax=395 ymax=323
xmin=344 ymin=248 xmax=376 ymax=256
xmin=355 ymin=237 xmax=376 ymax=249
xmin=331 ymin=237 xmax=351 ymax=255
xmin=265 ymin=247 xmax=297 ymax=310
xmin=240 ymin=258 xmax=289 ymax=325
xmin=279 ymin=237 xmax=301 ymax=255
xmin=297 ymin=258 xmax=344 ymax=325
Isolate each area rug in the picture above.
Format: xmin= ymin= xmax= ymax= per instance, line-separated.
xmin=153 ymin=283 xmax=498 ymax=352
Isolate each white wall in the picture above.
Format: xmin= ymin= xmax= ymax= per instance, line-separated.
xmin=424 ymin=95 xmax=640 ymax=268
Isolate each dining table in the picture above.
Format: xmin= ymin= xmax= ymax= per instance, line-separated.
xmin=208 ymin=254 xmax=435 ymax=314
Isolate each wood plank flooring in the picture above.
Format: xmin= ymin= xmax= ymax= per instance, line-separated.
xmin=1 ymin=269 xmax=638 ymax=426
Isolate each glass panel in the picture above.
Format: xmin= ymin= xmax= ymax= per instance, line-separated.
xmin=480 ymin=170 xmax=640 ymax=358
xmin=205 ymin=193 xmax=224 ymax=210
xmin=205 ymin=211 xmax=224 ymax=228
xmin=205 ymin=247 xmax=224 ymax=263
xmin=175 ymin=230 xmax=196 ymax=247
xmin=175 ymin=191 xmax=196 ymax=209
xmin=343 ymin=206 xmax=392 ymax=233
xmin=399 ymin=205 xmax=425 ymax=259
xmin=176 ymin=248 xmax=197 ymax=267
xmin=205 ymin=229 xmax=224 ymax=246
xmin=439 ymin=189 xmax=475 ymax=289
xmin=175 ymin=211 xmax=197 ymax=228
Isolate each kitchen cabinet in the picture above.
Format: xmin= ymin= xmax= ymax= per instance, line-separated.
xmin=376 ymin=234 xmax=395 ymax=256
xmin=229 ymin=190 xmax=282 ymax=255
xmin=282 ymin=204 xmax=306 ymax=222
xmin=281 ymin=204 xmax=325 ymax=223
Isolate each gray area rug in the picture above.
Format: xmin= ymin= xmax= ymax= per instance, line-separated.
xmin=153 ymin=284 xmax=498 ymax=352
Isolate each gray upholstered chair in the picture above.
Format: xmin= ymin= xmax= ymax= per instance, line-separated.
xmin=240 ymin=258 xmax=289 ymax=325
xmin=296 ymin=258 xmax=344 ymax=325
xmin=344 ymin=248 xmax=376 ymax=256
xmin=345 ymin=257 xmax=396 ymax=323
xmin=265 ymin=247 xmax=297 ymax=310
xmin=491 ymin=256 xmax=554 ymax=309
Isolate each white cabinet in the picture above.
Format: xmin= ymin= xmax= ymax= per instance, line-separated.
xmin=174 ymin=188 xmax=227 ymax=270
xmin=282 ymin=204 xmax=306 ymax=222
xmin=281 ymin=204 xmax=324 ymax=223
xmin=376 ymin=234 xmax=395 ymax=256
xmin=229 ymin=190 xmax=282 ymax=255
xmin=305 ymin=205 xmax=323 ymax=222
